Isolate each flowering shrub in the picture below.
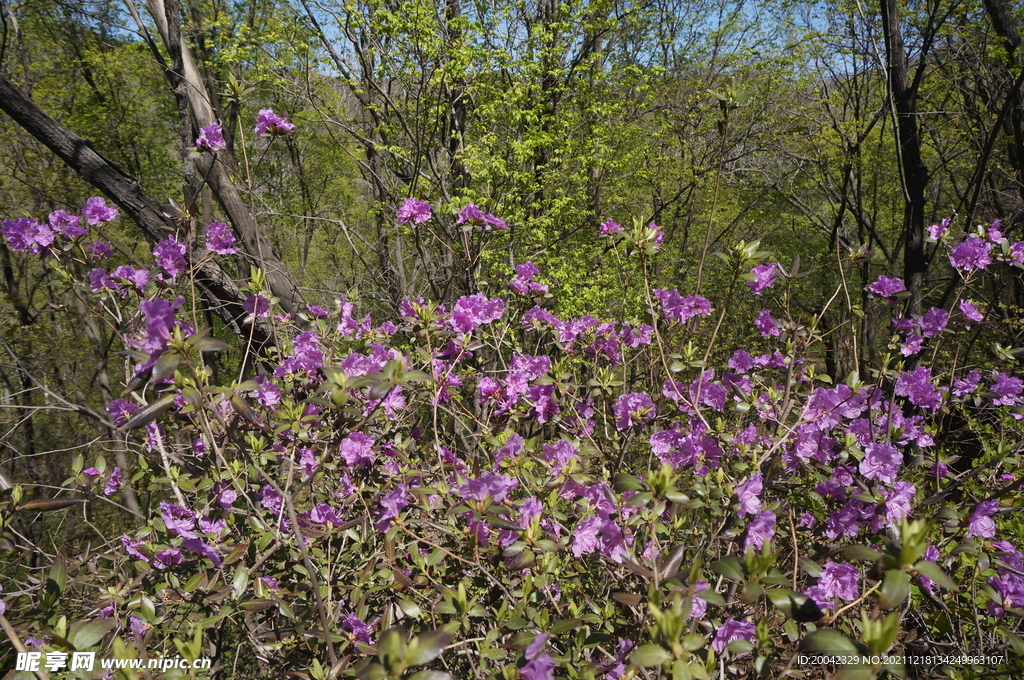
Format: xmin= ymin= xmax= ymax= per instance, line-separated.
xmin=1 ymin=199 xmax=1023 ymax=680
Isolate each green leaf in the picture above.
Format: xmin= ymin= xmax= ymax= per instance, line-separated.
xmin=841 ymin=545 xmax=882 ymax=562
xmin=998 ymin=627 xmax=1024 ymax=656
xmin=67 ymin=619 xmax=116 ymax=650
xmin=406 ymin=672 xmax=455 ymax=680
xmin=800 ymin=630 xmax=861 ymax=656
xmin=191 ymin=333 xmax=232 ymax=353
xmin=625 ymin=491 xmax=653 ymax=508
xmin=697 ymin=589 xmax=725 ymax=606
xmin=184 ymin=572 xmax=205 ymax=592
xmin=506 ymin=617 xmax=529 ymax=630
xmin=406 ymin=630 xmax=452 ymax=666
xmin=612 ymin=592 xmax=644 ymax=606
xmin=48 ymin=557 xmax=67 ymax=596
xmin=612 ymin=473 xmax=645 ymax=492
xmin=657 ymin=545 xmax=687 ymax=577
xmin=766 ymin=588 xmax=824 ymax=622
xmin=116 ymin=393 xmax=177 ymax=432
xmin=150 ymin=351 xmax=182 ymax=384
xmin=398 ymin=599 xmax=422 ymax=619
xmin=682 ymin=633 xmax=705 ymax=651
xmin=377 ymin=627 xmax=407 ymax=671
xmin=913 ymin=561 xmax=957 ymax=591
xmin=355 ymin=661 xmax=388 ymax=680
xmin=20 ymin=497 xmax=86 ymax=512
xmin=232 ymin=564 xmax=249 ymax=600
xmin=710 ymin=556 xmax=745 ymax=582
xmin=727 ymin=639 xmax=755 ymax=654
xmin=551 ymin=618 xmax=583 ymax=634
xmin=878 ymin=570 xmax=910 ymax=609
xmin=630 ymin=644 xmax=672 ymax=667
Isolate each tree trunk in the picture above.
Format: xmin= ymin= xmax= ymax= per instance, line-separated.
xmin=143 ymin=0 xmax=305 ymax=318
xmin=880 ymin=0 xmax=928 ymax=316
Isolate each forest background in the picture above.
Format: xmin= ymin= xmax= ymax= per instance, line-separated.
xmin=0 ymin=0 xmax=1023 ymax=678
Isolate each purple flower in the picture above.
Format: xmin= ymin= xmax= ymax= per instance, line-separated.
xmin=525 ymin=633 xmax=549 ymax=661
xmin=495 ymin=433 xmax=524 ymax=463
xmin=103 ymin=467 xmax=122 ymax=496
xmin=161 ymin=502 xmax=196 ymax=537
xmin=83 ymin=467 xmax=100 ymax=477
xmin=217 ymin=487 xmax=237 ymax=509
xmin=747 ymin=263 xmax=779 ymax=294
xmin=860 ymin=442 xmax=901 ymax=484
xmin=341 ymin=612 xmax=374 ymax=643
xmin=195 ymin=123 xmax=226 ymax=152
xmin=950 ymin=236 xmax=992 ymax=271
xmin=181 ymin=536 xmax=222 ymax=566
xmin=654 ymin=289 xmax=712 ymax=323
xmin=154 ymin=548 xmax=183 ymax=569
xmin=572 ymin=515 xmax=630 ymax=563
xmin=1010 ymin=241 xmax=1024 ymax=265
xmin=339 ymin=432 xmax=376 ymax=467
xmin=90 ymin=241 xmax=114 ymax=259
xmin=244 ymin=295 xmax=270 ymax=318
xmin=1 ymin=217 xmax=54 ymax=254
xmin=456 ymin=203 xmax=487 ymax=225
xmin=959 ymin=299 xmax=984 ymax=322
xmin=259 ymin=485 xmax=283 ymax=514
xmin=600 ymin=218 xmax=622 ymax=235
xmin=927 ymin=218 xmax=950 ymax=240
xmin=895 ymin=367 xmax=945 ymax=411
xmin=604 ymin=639 xmax=634 ymax=680
xmin=619 ymin=324 xmax=653 ymax=348
xmin=299 ymin=448 xmax=318 ymax=479
xmin=122 ymin=536 xmax=149 ymax=562
xmin=920 ymin=307 xmax=948 ymax=337
xmin=818 ymin=562 xmax=860 ymax=601
xmin=881 ymin=481 xmax=916 ymax=528
xmin=259 ymin=576 xmax=279 ymax=592
xmin=650 ymin=223 xmax=665 ymax=246
xmin=130 ymin=295 xmax=184 ymax=372
xmin=274 ymin=332 xmax=324 ymax=375
xmin=305 ymin=504 xmax=344 ymax=526
xmin=743 ymin=511 xmax=776 ymax=551
xmin=375 ymin=484 xmax=410 ymax=532
xmin=614 ymin=392 xmax=655 ymax=430
xmin=736 ymin=472 xmax=763 ymax=518
xmin=397 ymin=198 xmax=432 ymax=224
xmin=153 ymin=236 xmax=187 ymax=282
xmin=129 ymin=615 xmax=149 ymax=642
xmin=521 ymin=652 xmax=555 ymax=680
xmin=254 ymin=108 xmax=294 ymax=136
xmin=107 ymin=399 xmax=139 ymax=426
xmin=754 ymin=309 xmax=781 ymax=337
xmin=968 ymin=500 xmax=999 ymax=538
xmin=729 ymin=350 xmax=754 ymax=373
xmin=204 ymin=220 xmax=236 ymax=254
xmin=991 ymin=373 xmax=1023 ymax=406
xmin=901 ymin=333 xmax=923 ymax=356
xmin=49 ymin=210 xmax=86 ymax=238
xmin=510 ymin=262 xmax=548 ymax=295
xmin=450 ymin=293 xmax=504 ymax=333
xmin=83 ymin=197 xmax=118 ymax=225
xmin=869 ymin=275 xmax=906 ymax=298
xmin=712 ymin=618 xmax=755 ymax=654
xmin=484 ymin=213 xmax=507 ymax=230
xmin=458 ymin=472 xmax=519 ymax=504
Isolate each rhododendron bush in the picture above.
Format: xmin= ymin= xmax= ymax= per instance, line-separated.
xmin=2 ymin=199 xmax=1024 ymax=680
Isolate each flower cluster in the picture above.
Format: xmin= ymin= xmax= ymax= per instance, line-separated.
xmin=254 ymin=108 xmax=295 ymax=136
